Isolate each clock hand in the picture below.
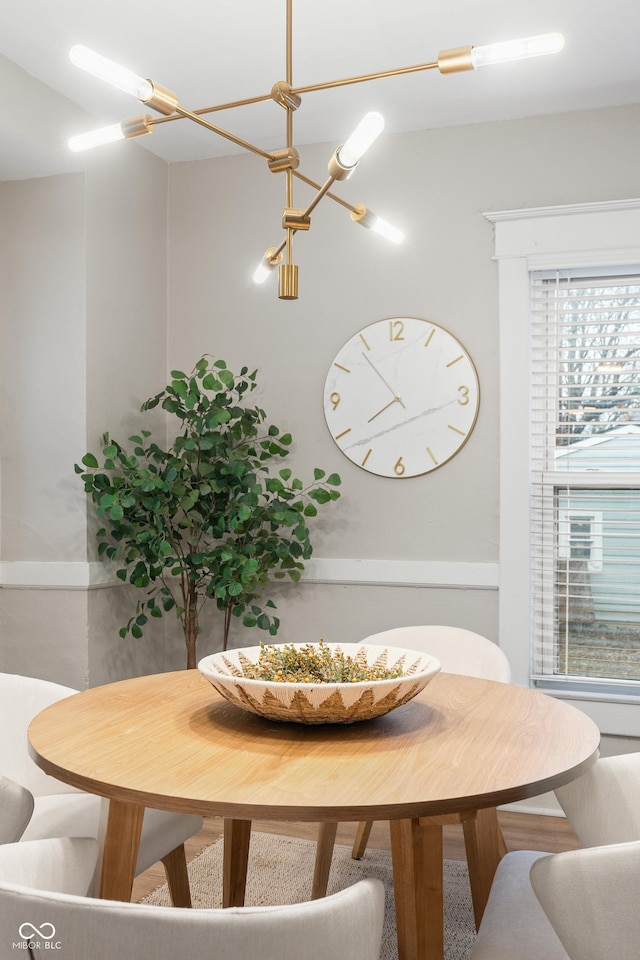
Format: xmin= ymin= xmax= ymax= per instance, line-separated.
xmin=362 ymin=353 xmax=406 ymax=407
xmin=346 ymin=397 xmax=461 ymax=451
xmin=367 ymin=396 xmax=402 ymax=423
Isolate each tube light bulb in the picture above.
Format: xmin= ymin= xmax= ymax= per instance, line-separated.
xmin=337 ymin=111 xmax=385 ymax=168
xmin=370 ymin=217 xmax=404 ymax=245
xmin=471 ymin=33 xmax=564 ymax=68
xmin=70 ymin=45 xmax=152 ymax=101
xmin=69 ymin=123 xmax=125 ymax=152
xmin=252 ymin=262 xmax=272 ymax=285
xmin=350 ymin=204 xmax=404 ymax=244
xmin=252 ymin=248 xmax=282 ymax=284
xmin=68 ymin=115 xmax=153 ymax=152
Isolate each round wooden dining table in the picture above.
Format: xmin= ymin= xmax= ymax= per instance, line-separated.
xmin=28 ymin=669 xmax=599 ymax=960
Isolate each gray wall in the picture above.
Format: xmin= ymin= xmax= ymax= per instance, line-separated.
xmin=0 ymin=172 xmax=90 ymax=685
xmin=0 ymin=173 xmax=86 ymax=564
xmin=0 ymin=61 xmax=170 ymax=687
xmin=166 ymin=103 xmax=640 ymax=657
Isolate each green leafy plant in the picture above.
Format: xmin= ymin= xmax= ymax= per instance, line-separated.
xmin=75 ymin=356 xmax=341 ymax=668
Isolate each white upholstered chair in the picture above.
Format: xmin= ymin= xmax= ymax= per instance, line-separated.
xmin=0 ymin=837 xmax=385 ymax=960
xmin=0 ymin=774 xmax=34 ymax=843
xmin=554 ymin=751 xmax=640 ymax=845
xmin=470 ymin=841 xmax=640 ymax=960
xmin=471 ymin=752 xmax=640 ymax=959
xmin=312 ymin=626 xmax=511 ymax=905
xmin=360 ymin=626 xmax=512 ymax=685
xmin=0 ymin=671 xmax=203 ymax=905
xmin=530 ymin=841 xmax=640 ymax=960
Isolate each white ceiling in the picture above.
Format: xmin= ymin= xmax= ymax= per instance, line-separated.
xmin=1 ymin=0 xmax=639 ymax=179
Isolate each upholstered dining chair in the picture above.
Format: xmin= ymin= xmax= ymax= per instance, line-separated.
xmin=0 ymin=671 xmax=203 ymax=905
xmin=358 ymin=625 xmax=512 ymax=686
xmin=470 ymin=751 xmax=640 ymax=959
xmin=312 ymin=625 xmax=511 ymax=909
xmin=0 ymin=836 xmax=385 ymax=960
xmin=470 ymin=840 xmax=640 ymax=960
xmin=0 ymin=774 xmax=34 ymax=843
xmin=554 ymin=751 xmax=640 ymax=845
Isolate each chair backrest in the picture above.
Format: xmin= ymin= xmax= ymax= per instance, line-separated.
xmin=0 ymin=838 xmax=385 ymax=960
xmin=0 ymin=837 xmax=98 ymax=895
xmin=554 ymin=752 xmax=640 ymax=846
xmin=0 ymin=775 xmax=34 ymax=843
xmin=530 ymin=840 xmax=640 ymax=960
xmin=362 ymin=625 xmax=511 ymax=682
xmin=0 ymin=672 xmax=81 ymax=797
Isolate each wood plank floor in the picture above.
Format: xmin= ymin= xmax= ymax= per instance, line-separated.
xmin=132 ymin=811 xmax=581 ymax=902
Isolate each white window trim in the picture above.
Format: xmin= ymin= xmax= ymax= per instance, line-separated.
xmin=485 ymin=198 xmax=640 ymax=737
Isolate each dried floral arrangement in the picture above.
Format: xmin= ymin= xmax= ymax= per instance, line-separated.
xmin=240 ymin=640 xmax=404 ymax=684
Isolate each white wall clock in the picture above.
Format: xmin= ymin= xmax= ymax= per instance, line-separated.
xmin=323 ymin=317 xmax=480 ymax=478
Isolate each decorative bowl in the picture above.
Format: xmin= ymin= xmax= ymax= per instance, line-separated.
xmin=197 ymin=642 xmax=441 ymax=724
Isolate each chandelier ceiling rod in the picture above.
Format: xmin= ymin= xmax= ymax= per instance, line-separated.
xmin=68 ymin=0 xmax=564 ymax=301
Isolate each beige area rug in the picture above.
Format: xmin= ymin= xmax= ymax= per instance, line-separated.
xmin=142 ymin=832 xmax=477 ymax=960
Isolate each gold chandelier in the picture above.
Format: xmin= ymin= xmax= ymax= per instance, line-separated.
xmin=69 ymin=1 xmax=564 ymax=301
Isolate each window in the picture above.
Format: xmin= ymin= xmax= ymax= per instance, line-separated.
xmin=487 ymin=198 xmax=640 ymax=735
xmin=530 ymin=269 xmax=640 ymax=694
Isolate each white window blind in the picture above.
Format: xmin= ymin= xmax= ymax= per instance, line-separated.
xmin=530 ymin=267 xmax=640 ymax=695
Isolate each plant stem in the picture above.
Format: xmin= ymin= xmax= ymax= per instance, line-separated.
xmin=223 ymin=604 xmax=233 ymax=652
xmin=184 ymin=579 xmax=199 ymax=669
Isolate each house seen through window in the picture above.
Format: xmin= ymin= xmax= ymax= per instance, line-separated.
xmin=530 ymin=268 xmax=640 ymax=691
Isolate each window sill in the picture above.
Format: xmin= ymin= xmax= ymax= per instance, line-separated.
xmin=533 ymin=685 xmax=640 ymax=737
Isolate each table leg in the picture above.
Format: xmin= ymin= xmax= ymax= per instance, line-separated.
xmin=98 ymin=798 xmax=144 ymax=901
xmin=352 ymin=820 xmax=374 ymax=860
xmin=312 ymin=822 xmax=338 ymax=899
xmin=390 ymin=818 xmax=444 ymax=960
xmin=161 ymin=845 xmax=192 ymax=907
xmin=461 ymin=807 xmax=507 ymax=929
xmin=223 ymin=818 xmax=252 ymax=907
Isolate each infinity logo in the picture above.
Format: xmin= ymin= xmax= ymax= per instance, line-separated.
xmin=18 ymin=923 xmax=56 ymax=940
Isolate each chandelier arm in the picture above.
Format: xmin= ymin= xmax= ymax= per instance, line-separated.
xmin=149 ymin=58 xmax=439 ymax=127
xmin=170 ymin=104 xmax=277 ymax=161
xmin=152 ymin=61 xmax=442 ymax=127
xmin=291 ymin=170 xmax=356 ymax=213
xmin=290 ymin=59 xmax=439 ymax=96
xmin=299 ymin=176 xmax=337 ymax=219
xmin=272 ymin=237 xmax=288 ymax=259
xmin=150 ymin=92 xmax=274 ymax=125
xmin=149 ymin=59 xmax=443 ymax=128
